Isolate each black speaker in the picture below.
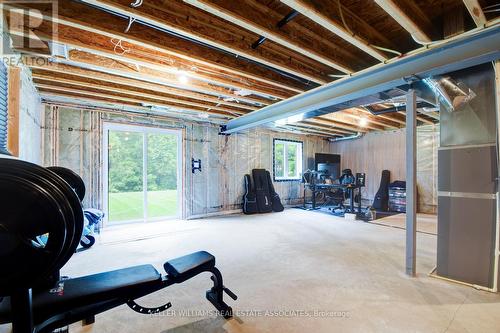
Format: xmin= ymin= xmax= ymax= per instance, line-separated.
xmin=356 ymin=173 xmax=366 ymax=187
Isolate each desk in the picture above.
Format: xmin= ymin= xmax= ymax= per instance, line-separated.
xmin=303 ymin=183 xmax=363 ymax=215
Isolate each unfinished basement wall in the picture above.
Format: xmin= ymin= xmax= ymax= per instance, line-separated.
xmin=1 ymin=27 xmax=43 ymax=163
xmin=42 ymin=105 xmax=331 ymax=219
xmin=329 ymin=125 xmax=439 ymax=214
xmin=18 ymin=68 xmax=42 ymax=163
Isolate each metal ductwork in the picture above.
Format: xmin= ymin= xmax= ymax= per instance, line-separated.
xmin=222 ymin=25 xmax=500 ymax=134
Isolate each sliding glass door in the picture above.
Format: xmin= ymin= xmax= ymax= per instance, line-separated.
xmin=103 ymin=123 xmax=182 ymax=224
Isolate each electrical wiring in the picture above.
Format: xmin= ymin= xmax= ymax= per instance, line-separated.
xmin=336 ymin=0 xmax=402 ymax=58
xmin=111 ymin=38 xmax=131 ymax=55
xmin=124 ymin=16 xmax=137 ymax=33
xmin=130 ymin=0 xmax=143 ymax=8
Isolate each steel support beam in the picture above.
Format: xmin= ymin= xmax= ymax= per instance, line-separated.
xmin=406 ymin=90 xmax=417 ymax=276
xmin=223 ymin=25 xmax=500 ymax=134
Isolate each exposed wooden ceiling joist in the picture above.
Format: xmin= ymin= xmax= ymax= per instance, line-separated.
xmin=39 ymin=92 xmax=232 ymax=121
xmin=396 ymin=111 xmax=435 ymax=125
xmin=78 ymin=0 xmax=339 ymax=82
xmin=279 ymin=126 xmax=341 ymax=137
xmin=324 ymin=109 xmax=400 ymax=130
xmin=308 ymin=116 xmax=370 ymax=133
xmin=280 ymin=0 xmax=388 ymax=62
xmin=373 ymin=0 xmax=433 ymax=43
xmin=367 ymin=112 xmax=405 ymax=126
xmin=32 ymin=77 xmax=247 ymax=115
xmin=18 ymin=17 xmax=299 ymax=100
xmin=37 ymin=85 xmax=236 ymax=118
xmin=463 ymin=0 xmax=487 ymax=27
xmin=182 ymin=0 xmax=356 ymax=71
xmin=29 ymin=65 xmax=257 ymax=111
xmin=7 ymin=1 xmax=313 ymax=93
xmin=284 ymin=123 xmax=346 ymax=137
xmin=23 ymin=53 xmax=269 ymax=106
xmin=300 ymin=120 xmax=358 ymax=135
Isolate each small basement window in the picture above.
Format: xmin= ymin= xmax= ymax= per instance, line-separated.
xmin=273 ymin=139 xmax=303 ymax=181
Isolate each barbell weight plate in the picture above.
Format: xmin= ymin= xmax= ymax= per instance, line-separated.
xmin=0 ymin=159 xmax=83 ymax=281
xmin=0 ymin=160 xmax=76 ymax=277
xmin=46 ymin=166 xmax=86 ymax=202
xmin=0 ymin=174 xmax=68 ymax=295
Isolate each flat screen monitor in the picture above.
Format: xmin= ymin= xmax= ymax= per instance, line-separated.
xmin=315 ymin=153 xmax=340 ymax=165
xmin=317 ymin=163 xmax=340 ymax=180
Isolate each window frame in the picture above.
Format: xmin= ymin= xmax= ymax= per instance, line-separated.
xmin=273 ymin=138 xmax=303 ymax=182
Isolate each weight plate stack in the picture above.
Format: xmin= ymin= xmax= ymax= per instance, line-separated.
xmin=46 ymin=166 xmax=86 ymax=202
xmin=0 ymin=159 xmax=83 ymax=295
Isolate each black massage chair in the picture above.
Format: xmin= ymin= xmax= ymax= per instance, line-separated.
xmin=0 ymin=159 xmax=236 ymax=333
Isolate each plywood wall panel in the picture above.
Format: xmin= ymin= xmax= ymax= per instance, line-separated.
xmin=329 ymin=126 xmax=438 ymax=214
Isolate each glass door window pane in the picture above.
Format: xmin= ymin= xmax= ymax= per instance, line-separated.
xmin=287 ymin=144 xmax=297 ymax=177
xmin=147 ymin=133 xmax=179 ymax=218
xmin=275 ymin=142 xmax=285 ymax=178
xmin=108 ymin=131 xmax=144 ymax=222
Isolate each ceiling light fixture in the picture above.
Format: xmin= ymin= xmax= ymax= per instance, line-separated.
xmin=177 ymin=70 xmax=189 ymax=85
xmin=359 ymin=117 xmax=368 ymax=127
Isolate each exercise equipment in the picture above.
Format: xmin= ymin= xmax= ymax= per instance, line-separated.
xmin=266 ymin=170 xmax=284 ymax=212
xmin=0 ymin=158 xmax=236 ymax=333
xmin=46 ymin=166 xmax=86 ymax=202
xmin=373 ymin=170 xmax=390 ymax=211
xmin=242 ymin=174 xmax=258 ymax=214
xmin=252 ymin=169 xmax=272 ymax=213
xmin=46 ymin=166 xmax=100 ymax=250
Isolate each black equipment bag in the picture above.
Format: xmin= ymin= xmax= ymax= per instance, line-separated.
xmin=242 ymin=174 xmax=258 ymax=214
xmin=252 ymin=169 xmax=272 ymax=213
xmin=266 ymin=171 xmax=284 ymax=212
xmin=373 ymin=170 xmax=390 ymax=211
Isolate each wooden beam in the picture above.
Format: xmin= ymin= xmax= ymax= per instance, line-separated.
xmin=331 ymin=112 xmax=390 ymax=131
xmin=285 ymin=123 xmax=346 ymax=137
xmin=5 ymin=1 xmax=313 ymax=93
xmin=183 ymin=0 xmax=355 ymax=72
xmin=16 ymin=19 xmax=299 ymax=99
xmin=373 ymin=0 xmax=432 ymax=43
xmin=39 ymin=91 xmax=233 ymax=121
xmin=300 ymin=120 xmax=357 ymax=135
xmin=9 ymin=19 xmax=278 ymax=105
xmin=305 ymin=117 xmax=368 ymax=133
xmin=78 ymin=0 xmax=337 ymax=81
xmin=397 ymin=111 xmax=435 ymax=125
xmin=355 ymin=107 xmax=403 ymax=127
xmin=463 ymin=0 xmax=486 ymax=27
xmin=32 ymin=76 xmax=248 ymax=115
xmin=327 ymin=108 xmax=399 ymax=130
xmin=23 ymin=53 xmax=269 ymax=107
xmin=29 ymin=64 xmax=257 ymax=111
xmin=36 ymin=85 xmax=236 ymax=117
xmin=67 ymin=50 xmax=273 ymax=105
xmin=7 ymin=66 xmax=20 ymax=157
xmin=279 ymin=125 xmax=340 ymax=137
xmin=280 ymin=0 xmax=388 ymax=62
xmin=240 ymin=0 xmax=380 ymax=69
xmin=374 ymin=113 xmax=405 ymax=126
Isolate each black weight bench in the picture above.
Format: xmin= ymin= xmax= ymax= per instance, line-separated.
xmin=0 ymin=251 xmax=236 ymax=333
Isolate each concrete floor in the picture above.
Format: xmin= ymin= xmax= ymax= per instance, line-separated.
xmin=2 ymin=209 xmax=500 ymax=332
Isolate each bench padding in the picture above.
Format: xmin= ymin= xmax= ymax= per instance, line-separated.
xmin=164 ymin=251 xmax=215 ymax=283
xmin=0 ymin=265 xmax=162 ymax=324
